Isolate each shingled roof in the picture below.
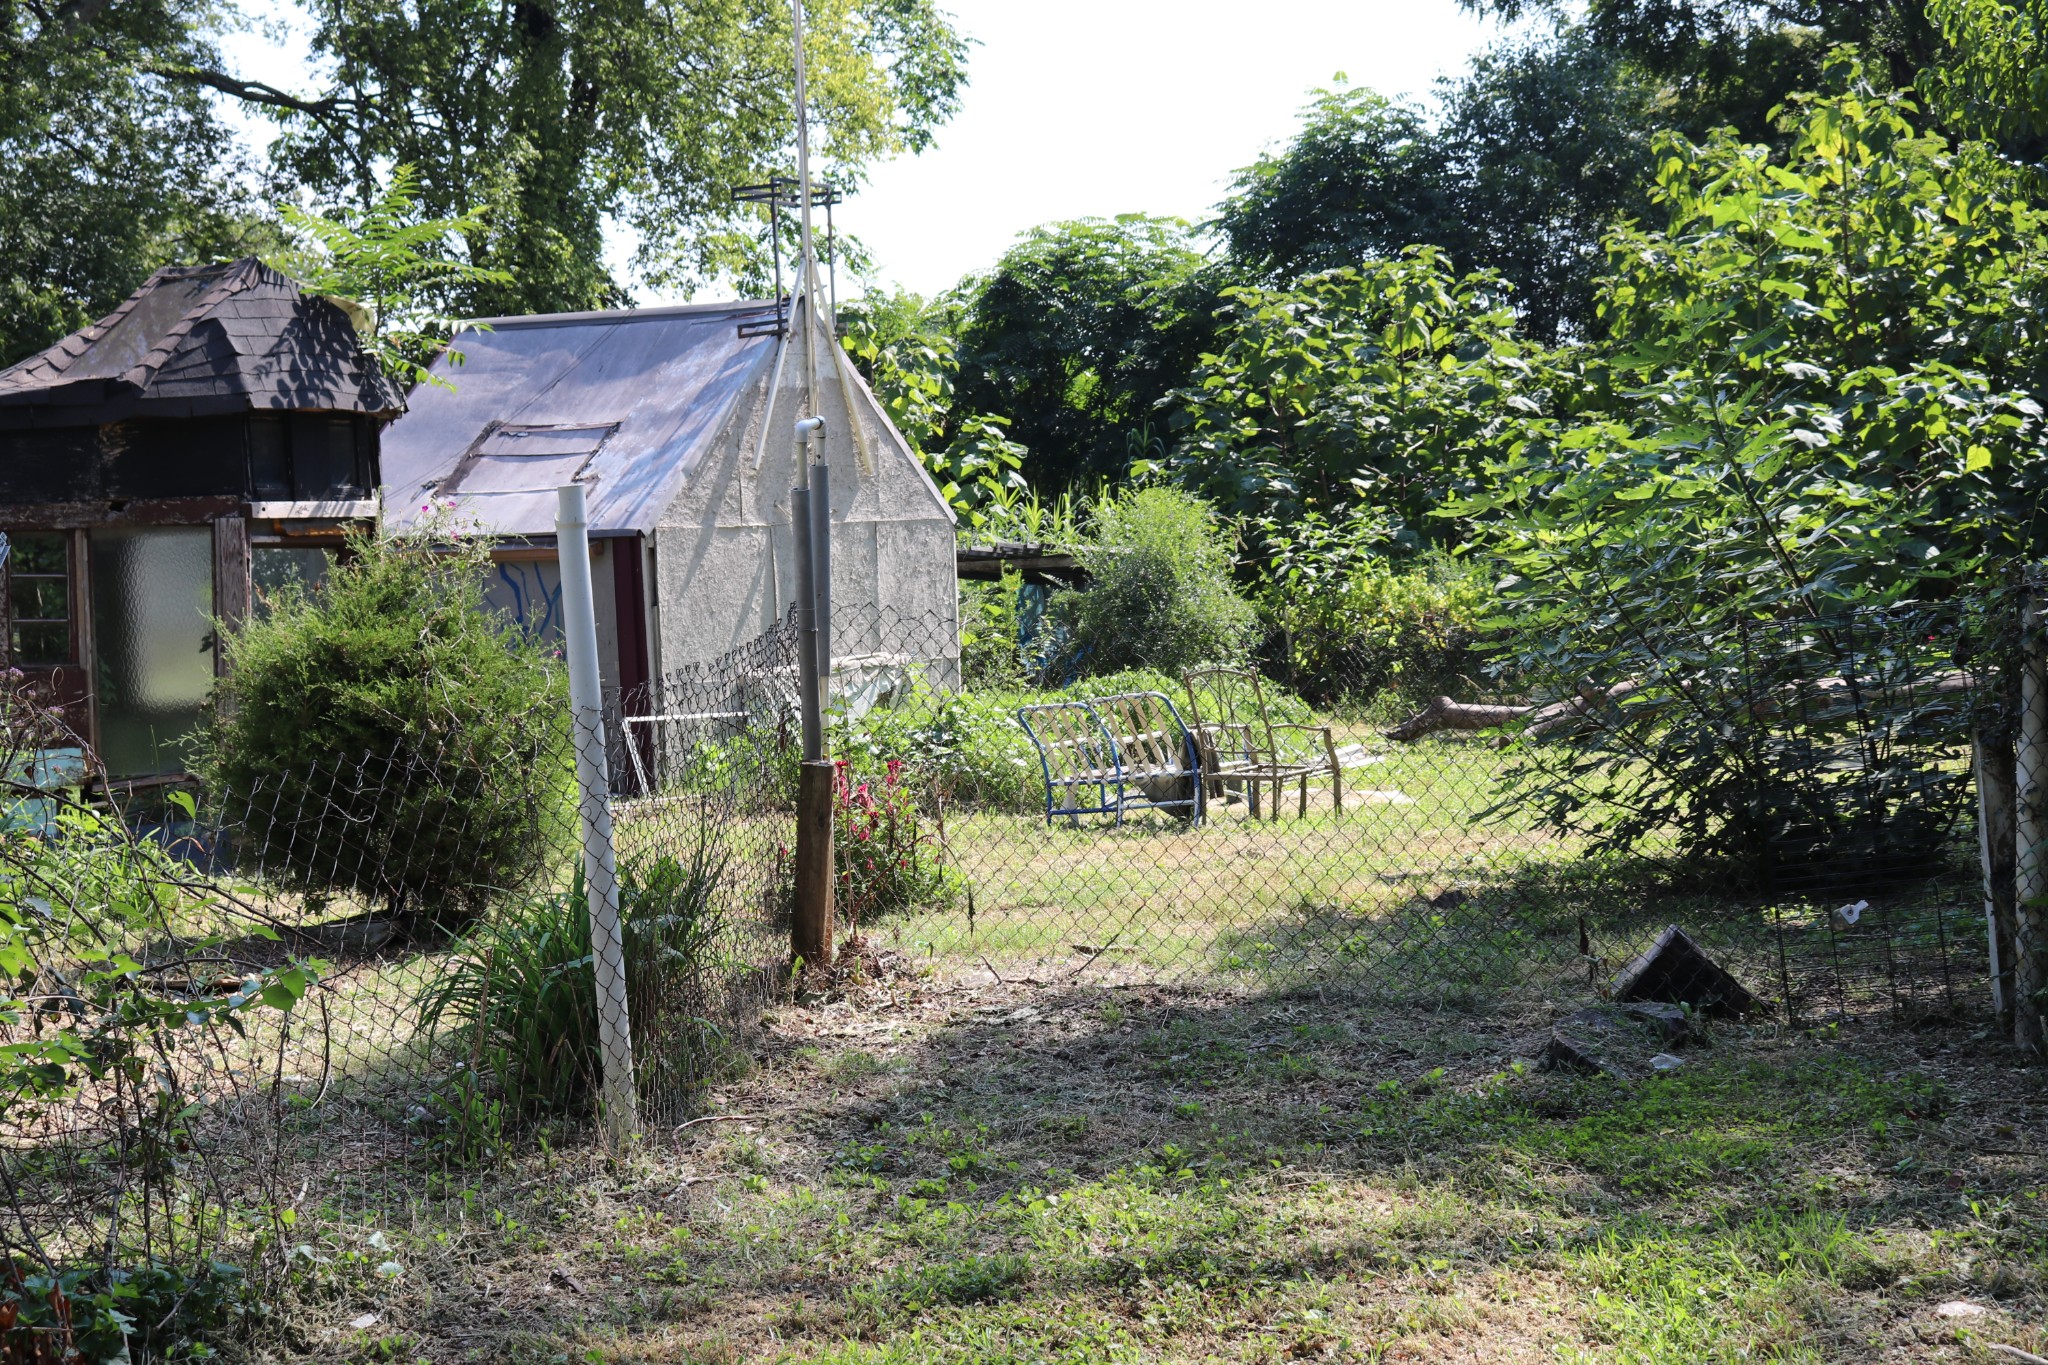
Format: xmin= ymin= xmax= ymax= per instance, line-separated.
xmin=0 ymin=258 xmax=404 ymax=428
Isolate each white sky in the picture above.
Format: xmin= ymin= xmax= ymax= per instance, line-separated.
xmin=216 ymin=0 xmax=1511 ymax=304
xmin=849 ymin=0 xmax=1504 ymax=299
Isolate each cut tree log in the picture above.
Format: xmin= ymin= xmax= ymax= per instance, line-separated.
xmin=1382 ymin=672 xmax=1974 ymax=744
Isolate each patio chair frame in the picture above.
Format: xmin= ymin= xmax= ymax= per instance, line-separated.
xmin=1017 ymin=691 xmax=1205 ymax=826
xmin=1181 ymin=666 xmax=1342 ymax=819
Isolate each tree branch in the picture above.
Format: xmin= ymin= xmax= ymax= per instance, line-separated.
xmin=151 ymin=62 xmax=351 ymax=121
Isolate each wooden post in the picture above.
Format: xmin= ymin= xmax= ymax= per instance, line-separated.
xmin=793 ymin=758 xmax=836 ymax=966
xmin=211 ymin=514 xmax=250 ymax=676
xmin=2015 ymin=593 xmax=2048 ymax=1054
xmin=1976 ymin=721 xmax=2019 ymax=1022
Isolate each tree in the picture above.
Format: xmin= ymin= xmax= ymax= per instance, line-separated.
xmin=230 ymin=0 xmax=967 ymax=317
xmin=270 ymin=166 xmax=513 ymax=389
xmin=0 ymin=0 xmax=271 ymax=365
xmin=1162 ymin=248 xmax=1557 ymax=542
xmin=1453 ymin=59 xmax=2047 ymax=879
xmin=1216 ymin=88 xmax=1463 ymax=288
xmin=1460 ymin=0 xmax=1942 ymax=141
xmin=838 ymin=287 xmax=1027 ymax=527
xmin=1217 ymin=30 xmax=1655 ymax=341
xmin=952 ymin=216 xmax=1218 ymax=488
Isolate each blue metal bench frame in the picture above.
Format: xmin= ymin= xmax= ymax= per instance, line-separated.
xmin=1017 ymin=690 xmax=1205 ymax=826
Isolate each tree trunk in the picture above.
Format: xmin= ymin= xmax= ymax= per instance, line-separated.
xmin=1975 ymin=719 xmax=2019 ymax=1025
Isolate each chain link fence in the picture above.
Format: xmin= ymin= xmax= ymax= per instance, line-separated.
xmin=0 ymin=611 xmax=802 ymax=1355
xmin=826 ymin=599 xmax=1988 ymax=1023
xmin=0 ymin=573 xmax=1999 ymax=1355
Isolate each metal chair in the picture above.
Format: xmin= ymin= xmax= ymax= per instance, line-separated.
xmin=1017 ymin=691 xmax=1204 ymax=825
xmin=1182 ymin=667 xmax=1341 ymax=818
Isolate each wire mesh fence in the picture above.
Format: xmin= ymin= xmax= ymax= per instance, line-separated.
xmin=824 ymin=599 xmax=1988 ymax=1024
xmin=0 ymin=573 xmax=2001 ymax=1355
xmin=0 ymin=610 xmax=803 ymax=1355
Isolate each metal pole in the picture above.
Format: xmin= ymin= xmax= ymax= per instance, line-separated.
xmin=791 ymin=0 xmax=821 ymax=428
xmin=2015 ymin=591 xmax=2048 ymax=1053
xmin=555 ymin=484 xmax=639 ymax=1148
xmin=789 ymin=459 xmax=835 ymax=967
xmin=792 ymin=484 xmax=822 ymax=763
xmin=809 ymin=454 xmax=831 ymax=699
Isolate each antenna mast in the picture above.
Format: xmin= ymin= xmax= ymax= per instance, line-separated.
xmin=791 ymin=0 xmax=822 ymax=433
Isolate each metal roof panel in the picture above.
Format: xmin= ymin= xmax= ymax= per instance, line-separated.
xmin=381 ymin=303 xmax=780 ymax=537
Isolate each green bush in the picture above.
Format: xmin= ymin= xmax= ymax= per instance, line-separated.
xmin=1051 ymin=487 xmax=1256 ymax=680
xmin=834 ymin=681 xmax=1037 ymax=811
xmin=198 ymin=528 xmax=567 ymax=929
xmin=417 ymin=832 xmax=738 ymax=1123
xmin=1258 ymin=545 xmax=1489 ymax=712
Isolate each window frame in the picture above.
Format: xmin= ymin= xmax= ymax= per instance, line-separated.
xmin=4 ymin=530 xmax=73 ymax=668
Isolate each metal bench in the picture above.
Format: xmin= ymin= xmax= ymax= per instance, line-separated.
xmin=1017 ymin=691 xmax=1204 ymax=825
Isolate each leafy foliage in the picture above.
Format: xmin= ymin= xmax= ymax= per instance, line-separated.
xmin=0 ymin=0 xmax=270 ymax=366
xmin=1218 ymin=37 xmax=1655 ymax=341
xmin=0 ymin=684 xmax=306 ymax=1348
xmin=1051 ymin=487 xmax=1257 ymax=680
xmin=198 ymin=528 xmax=566 ymax=927
xmin=271 ymin=166 xmax=512 ymax=389
xmin=839 ymin=289 xmax=1026 ymax=526
xmin=953 ymin=216 xmax=1218 ymax=488
xmin=1253 ymin=514 xmax=1491 ymax=712
xmin=1464 ymin=59 xmax=2045 ymax=868
xmin=1923 ymin=0 xmax=2048 ymax=158
xmin=256 ymin=0 xmax=966 ymax=315
xmin=418 ymin=836 xmax=737 ymax=1121
xmin=1163 ymin=248 xmax=1555 ymax=541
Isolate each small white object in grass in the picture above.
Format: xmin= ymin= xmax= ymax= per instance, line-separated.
xmin=1354 ymin=790 xmax=1414 ymax=806
xmin=348 ymin=1314 xmax=379 ymax=1331
xmin=1936 ymin=1301 xmax=1988 ymax=1318
xmin=1833 ymin=899 xmax=1869 ymax=928
xmin=1649 ymin=1053 xmax=1684 ymax=1071
xmin=1332 ymin=744 xmax=1386 ymax=769
xmin=374 ymin=1260 xmax=402 ymax=1278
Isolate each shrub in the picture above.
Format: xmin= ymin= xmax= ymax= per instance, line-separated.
xmin=197 ymin=528 xmax=566 ymax=929
xmin=833 ymin=681 xmax=1037 ymax=811
xmin=1258 ymin=544 xmax=1490 ymax=713
xmin=417 ymin=828 xmax=739 ymax=1122
xmin=1051 ymin=487 xmax=1256 ymax=679
xmin=834 ymin=760 xmax=957 ymax=923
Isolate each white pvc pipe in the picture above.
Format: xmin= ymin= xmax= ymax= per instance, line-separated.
xmin=556 ymin=483 xmax=639 ymax=1147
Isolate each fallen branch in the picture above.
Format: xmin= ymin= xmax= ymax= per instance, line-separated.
xmin=1384 ymin=671 xmax=1975 ymax=744
xmin=1990 ymin=1346 xmax=2048 ymax=1365
xmin=1382 ymin=697 xmax=1532 ymax=742
xmin=673 ymin=1113 xmax=762 ymax=1134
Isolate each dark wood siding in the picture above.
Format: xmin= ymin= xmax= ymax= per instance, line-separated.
xmin=0 ymin=414 xmax=379 ymax=506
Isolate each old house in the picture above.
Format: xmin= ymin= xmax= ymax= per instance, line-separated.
xmin=380 ymin=298 xmax=959 ymax=705
xmin=0 ymin=259 xmax=399 ymax=779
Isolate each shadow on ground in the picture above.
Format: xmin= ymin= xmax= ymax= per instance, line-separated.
xmin=280 ymin=969 xmax=2048 ymax=1364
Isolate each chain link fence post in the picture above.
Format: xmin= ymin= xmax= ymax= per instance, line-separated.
xmin=557 ymin=483 xmax=640 ymax=1149
xmin=2013 ymin=589 xmax=2048 ymax=1053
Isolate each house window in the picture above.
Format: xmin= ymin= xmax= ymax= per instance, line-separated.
xmin=246 ymin=415 xmax=371 ymax=501
xmin=7 ymin=533 xmax=70 ymax=665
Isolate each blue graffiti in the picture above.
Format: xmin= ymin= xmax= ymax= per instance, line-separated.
xmin=487 ymin=560 xmax=565 ymax=641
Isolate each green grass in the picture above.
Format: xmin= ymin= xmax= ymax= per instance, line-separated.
xmin=266 ymin=979 xmax=2048 ymax=1363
